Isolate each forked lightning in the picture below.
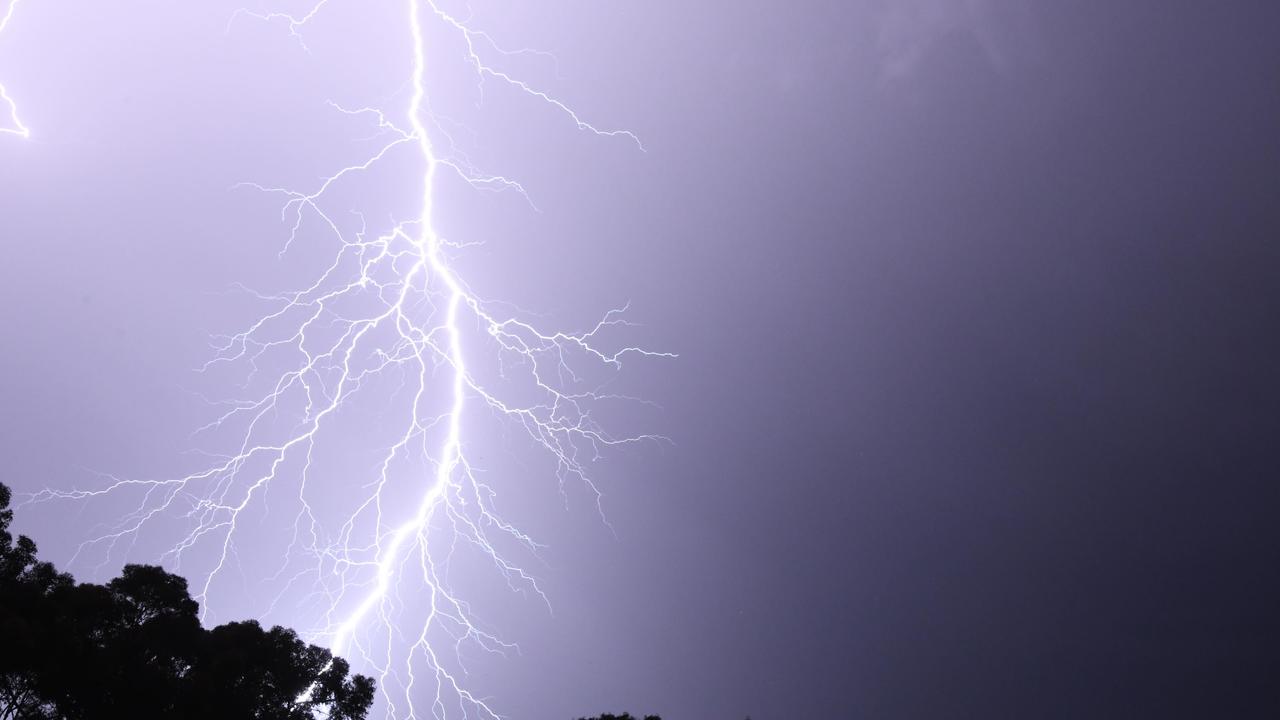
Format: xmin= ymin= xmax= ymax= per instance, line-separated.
xmin=30 ymin=1 xmax=668 ymax=717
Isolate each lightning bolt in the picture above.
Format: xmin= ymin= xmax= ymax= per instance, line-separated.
xmin=30 ymin=1 xmax=669 ymax=717
xmin=0 ymin=0 xmax=29 ymax=138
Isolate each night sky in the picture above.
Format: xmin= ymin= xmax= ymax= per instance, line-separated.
xmin=2 ymin=1 xmax=1279 ymax=718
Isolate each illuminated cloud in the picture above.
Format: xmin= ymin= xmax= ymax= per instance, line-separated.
xmin=876 ymin=0 xmax=1036 ymax=81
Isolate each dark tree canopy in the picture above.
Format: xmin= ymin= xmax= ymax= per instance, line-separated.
xmin=576 ymin=714 xmax=662 ymax=720
xmin=0 ymin=482 xmax=375 ymax=719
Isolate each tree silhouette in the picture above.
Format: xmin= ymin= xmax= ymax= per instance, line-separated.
xmin=0 ymin=482 xmax=374 ymax=719
xmin=576 ymin=714 xmax=662 ymax=720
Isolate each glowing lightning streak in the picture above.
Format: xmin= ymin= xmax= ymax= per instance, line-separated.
xmin=0 ymin=0 xmax=29 ymax=138
xmin=330 ymin=0 xmax=465 ymax=673
xmin=32 ymin=1 xmax=670 ymax=718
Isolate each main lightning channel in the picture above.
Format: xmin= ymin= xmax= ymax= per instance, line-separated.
xmin=329 ymin=0 xmax=464 ymax=661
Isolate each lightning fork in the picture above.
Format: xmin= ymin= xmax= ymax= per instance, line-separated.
xmin=0 ymin=0 xmax=29 ymax=138
xmin=32 ymin=1 xmax=670 ymax=718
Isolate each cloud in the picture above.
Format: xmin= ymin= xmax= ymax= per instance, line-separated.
xmin=876 ymin=0 xmax=1036 ymax=81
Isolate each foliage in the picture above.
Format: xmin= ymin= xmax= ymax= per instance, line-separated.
xmin=0 ymin=482 xmax=375 ymax=719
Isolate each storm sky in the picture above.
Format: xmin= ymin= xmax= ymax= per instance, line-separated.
xmin=2 ymin=1 xmax=1278 ymax=718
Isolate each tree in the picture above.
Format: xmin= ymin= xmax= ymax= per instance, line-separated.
xmin=576 ymin=714 xmax=662 ymax=720
xmin=0 ymin=482 xmax=374 ymax=719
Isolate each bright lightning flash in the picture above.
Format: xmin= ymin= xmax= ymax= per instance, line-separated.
xmin=31 ymin=2 xmax=668 ymax=718
xmin=0 ymin=0 xmax=30 ymax=138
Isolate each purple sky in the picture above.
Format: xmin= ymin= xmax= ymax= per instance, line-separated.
xmin=3 ymin=1 xmax=1279 ymax=718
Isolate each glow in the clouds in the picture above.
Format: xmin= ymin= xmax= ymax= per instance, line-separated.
xmin=32 ymin=1 xmax=668 ymax=718
xmin=0 ymin=0 xmax=29 ymax=138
